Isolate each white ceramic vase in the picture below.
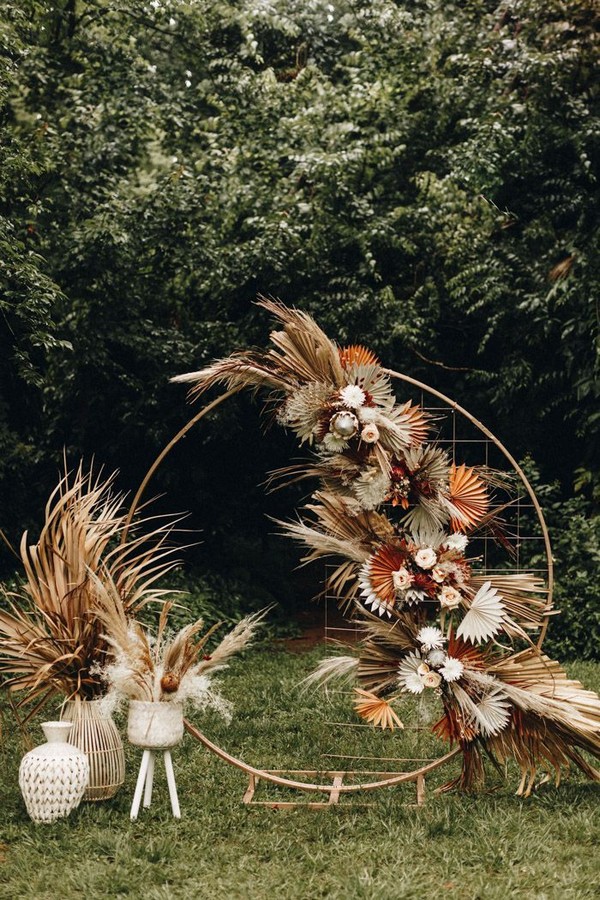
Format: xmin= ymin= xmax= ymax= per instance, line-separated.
xmin=128 ymin=701 xmax=184 ymax=749
xmin=19 ymin=721 xmax=90 ymax=823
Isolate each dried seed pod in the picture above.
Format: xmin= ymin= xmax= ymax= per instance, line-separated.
xmin=160 ymin=672 xmax=180 ymax=694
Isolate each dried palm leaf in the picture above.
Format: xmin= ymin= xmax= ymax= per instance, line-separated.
xmin=468 ymin=573 xmax=550 ymax=633
xmin=353 ymin=689 xmax=404 ymax=730
xmin=339 ymin=345 xmax=380 ymax=368
xmin=447 ymin=464 xmax=489 ymax=531
xmin=456 ymin=581 xmax=506 ymax=644
xmin=0 ymin=465 xmax=180 ymax=711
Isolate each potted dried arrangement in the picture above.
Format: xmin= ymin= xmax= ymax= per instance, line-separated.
xmin=0 ymin=465 xmax=180 ymax=802
xmin=93 ymin=593 xmax=265 ymax=818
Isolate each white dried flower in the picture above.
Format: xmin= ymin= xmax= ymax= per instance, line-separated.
xmin=414 ymin=547 xmax=437 ymax=569
xmin=416 ymin=626 xmax=445 ymax=651
xmin=440 ymin=656 xmax=464 ymax=682
xmin=339 ymin=384 xmax=366 ymax=408
xmin=357 ymin=406 xmax=379 ymax=424
xmin=444 ymin=533 xmax=469 ymax=553
xmin=427 ymin=649 xmax=447 ymax=667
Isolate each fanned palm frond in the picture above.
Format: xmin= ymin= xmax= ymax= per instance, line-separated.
xmin=353 ymin=689 xmax=404 ymax=730
xmin=0 ymin=465 xmax=181 ymax=711
xmin=468 ymin=573 xmax=550 ymax=632
xmin=447 ymin=464 xmax=489 ymax=531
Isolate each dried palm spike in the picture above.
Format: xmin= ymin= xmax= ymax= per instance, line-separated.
xmin=339 ymin=344 xmax=380 ymax=368
xmin=353 ymin=688 xmax=404 ymax=731
xmin=448 ymin=464 xmax=489 ymax=531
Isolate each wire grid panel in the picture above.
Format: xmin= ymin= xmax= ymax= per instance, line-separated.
xmin=322 ymin=387 xmax=552 ymax=770
xmin=323 ymin=564 xmax=449 ymax=772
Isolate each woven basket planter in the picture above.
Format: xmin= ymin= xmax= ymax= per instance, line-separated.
xmin=128 ymin=701 xmax=184 ymax=750
xmin=19 ymin=721 xmax=89 ymax=823
xmin=60 ymin=698 xmax=125 ymax=801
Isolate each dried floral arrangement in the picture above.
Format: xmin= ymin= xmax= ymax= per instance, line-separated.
xmin=174 ymin=299 xmax=600 ymax=794
xmin=0 ymin=465 xmax=180 ymax=717
xmin=93 ymin=591 xmax=265 ymax=721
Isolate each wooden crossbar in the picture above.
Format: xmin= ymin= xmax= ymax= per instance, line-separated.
xmin=242 ymin=769 xmax=426 ymax=809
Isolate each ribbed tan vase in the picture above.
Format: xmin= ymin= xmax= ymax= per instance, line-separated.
xmin=60 ymin=698 xmax=125 ymax=801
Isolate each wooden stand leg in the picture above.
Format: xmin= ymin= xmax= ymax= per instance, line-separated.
xmin=163 ymin=750 xmax=181 ymax=819
xmin=131 ymin=750 xmax=151 ymax=821
xmin=143 ymin=750 xmax=156 ymax=808
xmin=416 ymin=774 xmax=425 ymax=806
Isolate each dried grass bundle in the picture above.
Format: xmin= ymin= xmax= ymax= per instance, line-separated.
xmin=94 ymin=588 xmax=267 ymax=718
xmin=0 ymin=465 xmax=180 ymax=714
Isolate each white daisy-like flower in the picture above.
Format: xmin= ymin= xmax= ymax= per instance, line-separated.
xmin=443 ymin=533 xmax=469 ymax=553
xmin=321 ymin=432 xmax=349 ymax=452
xmin=439 ymin=656 xmax=464 ymax=682
xmin=439 ymin=585 xmax=463 ymax=610
xmin=357 ymin=406 xmax=379 ymax=424
xmin=340 ymin=384 xmax=366 ymax=408
xmin=427 ymin=649 xmax=447 ymax=667
xmin=414 ymin=547 xmax=437 ymax=570
xmin=416 ymin=626 xmax=445 ymax=651
xmin=398 ymin=651 xmax=425 ymax=694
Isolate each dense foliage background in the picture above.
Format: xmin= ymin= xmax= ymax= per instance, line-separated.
xmin=1 ymin=0 xmax=598 ymax=654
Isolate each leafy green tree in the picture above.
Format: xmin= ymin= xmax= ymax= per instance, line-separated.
xmin=1 ymin=0 xmax=598 ymax=656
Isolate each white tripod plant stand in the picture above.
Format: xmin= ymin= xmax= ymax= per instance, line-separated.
xmin=128 ymin=700 xmax=184 ymax=820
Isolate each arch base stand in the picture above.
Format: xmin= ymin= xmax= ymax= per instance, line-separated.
xmin=242 ymin=769 xmax=426 ymax=809
xmin=185 ymin=719 xmax=459 ymax=808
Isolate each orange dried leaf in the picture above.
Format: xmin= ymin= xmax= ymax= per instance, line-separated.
xmin=448 ymin=464 xmax=489 ymax=531
xmin=339 ymin=344 xmax=380 ymax=368
xmin=353 ymin=688 xmax=404 ymax=730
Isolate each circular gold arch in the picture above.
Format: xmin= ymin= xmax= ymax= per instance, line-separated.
xmin=125 ymin=373 xmax=554 ymax=797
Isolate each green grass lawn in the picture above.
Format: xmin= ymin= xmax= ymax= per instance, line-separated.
xmin=0 ymin=650 xmax=598 ymax=900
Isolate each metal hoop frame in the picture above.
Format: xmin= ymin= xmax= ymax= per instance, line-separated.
xmin=125 ymin=374 xmax=554 ymax=796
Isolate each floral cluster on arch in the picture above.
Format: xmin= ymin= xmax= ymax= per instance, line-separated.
xmin=174 ymin=299 xmax=600 ymax=794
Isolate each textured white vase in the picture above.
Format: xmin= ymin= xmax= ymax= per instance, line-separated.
xmin=19 ymin=721 xmax=89 ymax=823
xmin=128 ymin=701 xmax=184 ymax=749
